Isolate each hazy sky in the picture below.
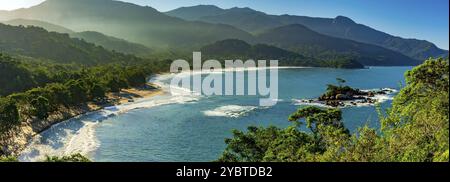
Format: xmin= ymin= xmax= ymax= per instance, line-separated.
xmin=1 ymin=0 xmax=448 ymax=49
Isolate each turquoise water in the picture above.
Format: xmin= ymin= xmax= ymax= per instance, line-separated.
xmin=19 ymin=67 xmax=412 ymax=162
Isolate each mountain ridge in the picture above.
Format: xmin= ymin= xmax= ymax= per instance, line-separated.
xmin=167 ymin=5 xmax=448 ymax=60
xmin=256 ymin=24 xmax=421 ymax=66
xmin=0 ymin=0 xmax=254 ymax=49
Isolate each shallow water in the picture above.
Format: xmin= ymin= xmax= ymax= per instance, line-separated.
xmin=19 ymin=66 xmax=412 ymax=162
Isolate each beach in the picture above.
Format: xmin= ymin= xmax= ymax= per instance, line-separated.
xmin=0 ymin=82 xmax=164 ymax=157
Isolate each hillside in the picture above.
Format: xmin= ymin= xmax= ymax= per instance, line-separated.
xmin=0 ymin=23 xmax=142 ymax=65
xmin=71 ymin=31 xmax=152 ymax=56
xmin=3 ymin=18 xmax=74 ymax=34
xmin=0 ymin=0 xmax=254 ymax=49
xmin=201 ymin=39 xmax=364 ymax=68
xmin=167 ymin=5 xmax=448 ymax=60
xmin=256 ymin=24 xmax=421 ymax=66
xmin=3 ymin=19 xmax=153 ymax=56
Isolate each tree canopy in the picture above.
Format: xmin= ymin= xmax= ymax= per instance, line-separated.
xmin=219 ymin=57 xmax=449 ymax=162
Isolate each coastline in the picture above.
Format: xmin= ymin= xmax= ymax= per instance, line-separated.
xmin=0 ymin=83 xmax=164 ymax=157
xmin=3 ymin=66 xmax=385 ymax=158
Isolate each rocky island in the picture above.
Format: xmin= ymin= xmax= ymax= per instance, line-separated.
xmin=295 ymin=78 xmax=397 ymax=108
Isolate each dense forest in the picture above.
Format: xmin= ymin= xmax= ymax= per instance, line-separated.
xmin=219 ymin=58 xmax=449 ymax=162
xmin=167 ymin=5 xmax=449 ymax=60
xmin=0 ymin=52 xmax=161 ymax=133
xmin=0 ymin=0 xmax=448 ymax=162
xmin=201 ymin=39 xmax=364 ymax=68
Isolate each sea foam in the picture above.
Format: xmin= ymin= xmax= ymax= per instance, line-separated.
xmin=203 ymin=105 xmax=258 ymax=118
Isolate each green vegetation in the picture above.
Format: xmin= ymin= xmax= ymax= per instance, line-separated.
xmin=0 ymin=154 xmax=91 ymax=162
xmin=201 ymin=39 xmax=364 ymax=68
xmin=0 ymin=59 xmax=157 ymax=133
xmin=0 ymin=156 xmax=18 ymax=162
xmin=45 ymin=154 xmax=91 ymax=162
xmin=167 ymin=5 xmax=449 ymax=60
xmin=0 ymin=23 xmax=143 ymax=65
xmin=219 ymin=58 xmax=449 ymax=162
xmin=256 ymin=24 xmax=420 ymax=66
xmin=0 ymin=24 xmax=172 ymax=137
xmin=0 ymin=0 xmax=254 ymax=49
xmin=2 ymin=0 xmax=442 ymax=65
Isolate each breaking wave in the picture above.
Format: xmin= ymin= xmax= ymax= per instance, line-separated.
xmin=203 ymin=105 xmax=258 ymax=118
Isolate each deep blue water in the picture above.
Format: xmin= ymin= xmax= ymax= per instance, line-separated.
xmin=19 ymin=67 xmax=412 ymax=162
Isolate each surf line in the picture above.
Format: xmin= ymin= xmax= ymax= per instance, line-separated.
xmin=169 ymin=52 xmax=279 ymax=107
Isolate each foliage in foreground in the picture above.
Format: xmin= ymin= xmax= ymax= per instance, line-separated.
xmin=219 ymin=58 xmax=449 ymax=162
xmin=0 ymin=153 xmax=91 ymax=162
xmin=0 ymin=156 xmax=18 ymax=162
xmin=45 ymin=154 xmax=91 ymax=162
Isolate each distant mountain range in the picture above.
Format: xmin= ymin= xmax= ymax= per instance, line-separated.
xmin=167 ymin=5 xmax=448 ymax=60
xmin=201 ymin=39 xmax=364 ymax=68
xmin=0 ymin=0 xmax=447 ymax=67
xmin=0 ymin=0 xmax=253 ymax=49
xmin=256 ymin=24 xmax=420 ymax=66
xmin=0 ymin=23 xmax=143 ymax=65
xmin=3 ymin=19 xmax=153 ymax=56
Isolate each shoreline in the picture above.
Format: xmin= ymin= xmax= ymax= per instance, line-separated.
xmin=0 ymin=83 xmax=164 ymax=157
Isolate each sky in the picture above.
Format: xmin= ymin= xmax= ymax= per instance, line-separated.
xmin=0 ymin=0 xmax=448 ymax=49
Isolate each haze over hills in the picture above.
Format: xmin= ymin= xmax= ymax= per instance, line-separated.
xmin=3 ymin=19 xmax=153 ymax=56
xmin=167 ymin=5 xmax=449 ymax=60
xmin=0 ymin=23 xmax=143 ymax=65
xmin=0 ymin=0 xmax=439 ymax=67
xmin=257 ymin=24 xmax=420 ymax=66
xmin=201 ymin=39 xmax=364 ymax=68
xmin=0 ymin=0 xmax=254 ymax=49
xmin=3 ymin=18 xmax=75 ymax=34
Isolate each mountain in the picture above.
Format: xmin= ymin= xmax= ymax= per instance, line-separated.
xmin=71 ymin=31 xmax=152 ymax=56
xmin=2 ymin=19 xmax=153 ymax=56
xmin=3 ymin=18 xmax=74 ymax=34
xmin=201 ymin=39 xmax=364 ymax=68
xmin=165 ymin=5 xmax=225 ymax=21
xmin=0 ymin=23 xmax=142 ymax=65
xmin=0 ymin=0 xmax=254 ymax=49
xmin=166 ymin=6 xmax=448 ymax=60
xmin=256 ymin=24 xmax=420 ymax=66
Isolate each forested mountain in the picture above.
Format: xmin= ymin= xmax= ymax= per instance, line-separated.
xmin=71 ymin=31 xmax=153 ymax=56
xmin=256 ymin=24 xmax=421 ymax=66
xmin=166 ymin=5 xmax=449 ymax=60
xmin=3 ymin=18 xmax=74 ymax=34
xmin=3 ymin=19 xmax=153 ymax=56
xmin=201 ymin=39 xmax=364 ymax=68
xmin=0 ymin=23 xmax=142 ymax=65
xmin=0 ymin=0 xmax=254 ymax=49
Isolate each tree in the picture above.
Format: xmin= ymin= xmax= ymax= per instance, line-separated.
xmin=336 ymin=78 xmax=346 ymax=87
xmin=30 ymin=96 xmax=51 ymax=120
xmin=106 ymin=75 xmax=128 ymax=93
xmin=90 ymin=84 xmax=106 ymax=100
xmin=219 ymin=58 xmax=449 ymax=162
xmin=0 ymin=98 xmax=20 ymax=132
xmin=45 ymin=153 xmax=91 ymax=162
xmin=66 ymin=80 xmax=88 ymax=105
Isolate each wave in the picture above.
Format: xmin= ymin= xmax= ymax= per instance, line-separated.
xmin=203 ymin=105 xmax=258 ymax=118
xmin=19 ymin=74 xmax=199 ymax=162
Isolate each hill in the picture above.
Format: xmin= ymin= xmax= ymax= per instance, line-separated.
xmin=71 ymin=31 xmax=152 ymax=56
xmin=256 ymin=24 xmax=421 ymax=66
xmin=201 ymin=39 xmax=364 ymax=68
xmin=167 ymin=5 xmax=448 ymax=60
xmin=3 ymin=19 xmax=153 ymax=56
xmin=0 ymin=0 xmax=254 ymax=49
xmin=0 ymin=23 xmax=142 ymax=65
xmin=3 ymin=18 xmax=74 ymax=34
